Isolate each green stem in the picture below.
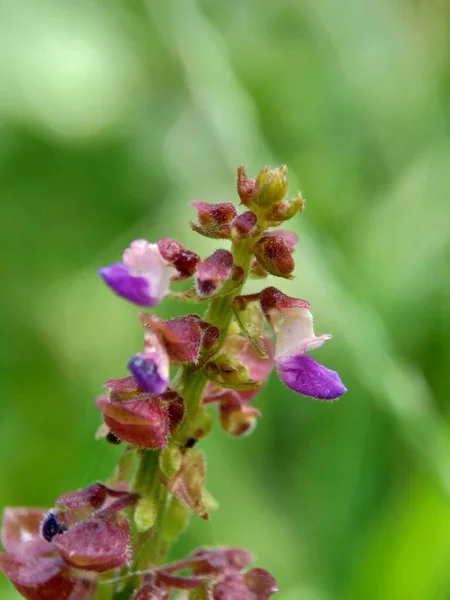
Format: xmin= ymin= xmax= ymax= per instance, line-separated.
xmin=112 ymin=236 xmax=257 ymax=599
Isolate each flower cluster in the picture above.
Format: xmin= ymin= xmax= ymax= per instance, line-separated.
xmin=1 ymin=165 xmax=346 ymax=599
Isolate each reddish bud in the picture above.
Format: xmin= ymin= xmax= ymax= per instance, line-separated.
xmin=243 ymin=567 xmax=279 ymax=598
xmin=212 ymin=568 xmax=278 ymax=600
xmin=190 ymin=202 xmax=237 ymax=239
xmin=231 ymin=211 xmax=258 ymax=238
xmin=212 ymin=574 xmax=249 ymax=600
xmin=253 ymin=235 xmax=295 ymax=279
xmin=195 ymin=250 xmax=234 ymax=298
xmin=96 ymin=395 xmax=169 ymax=449
xmin=262 ymin=229 xmax=298 ymax=251
xmin=157 ymin=238 xmax=200 ymax=281
xmin=236 ymin=166 xmax=255 ymax=206
xmin=52 ymin=517 xmax=130 ymax=572
xmin=140 ymin=314 xmax=204 ymax=363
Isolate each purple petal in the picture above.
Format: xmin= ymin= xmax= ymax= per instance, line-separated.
xmin=277 ymin=354 xmax=347 ymax=400
xmin=128 ymin=354 xmax=169 ymax=395
xmin=98 ymin=263 xmax=156 ymax=307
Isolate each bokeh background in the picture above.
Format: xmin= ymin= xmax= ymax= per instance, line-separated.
xmin=1 ymin=0 xmax=450 ymax=598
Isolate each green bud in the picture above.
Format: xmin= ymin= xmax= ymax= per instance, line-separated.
xmin=266 ymin=191 xmax=305 ymax=224
xmin=253 ymin=165 xmax=288 ymax=209
xmin=203 ymin=353 xmax=260 ymax=390
xmin=159 ymin=444 xmax=182 ymax=479
xmin=134 ymin=493 xmax=158 ymax=533
xmin=160 ymin=496 xmax=191 ymax=545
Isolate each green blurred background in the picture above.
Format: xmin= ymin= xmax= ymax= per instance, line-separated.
xmin=1 ymin=0 xmax=450 ymax=598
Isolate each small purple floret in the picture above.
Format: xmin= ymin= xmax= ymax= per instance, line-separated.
xmin=277 ymin=354 xmax=347 ymax=400
xmin=128 ymin=354 xmax=168 ymax=395
xmin=98 ymin=263 xmax=156 ymax=307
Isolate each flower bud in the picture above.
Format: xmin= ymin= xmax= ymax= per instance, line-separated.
xmin=253 ymin=235 xmax=295 ymax=279
xmin=134 ymin=493 xmax=158 ymax=533
xmin=96 ymin=395 xmax=169 ymax=449
xmin=190 ymin=201 xmax=237 ymax=239
xmin=236 ymin=166 xmax=255 ymax=206
xmin=160 ymin=444 xmax=183 ymax=479
xmin=262 ymin=229 xmax=298 ymax=251
xmin=265 ymin=191 xmax=305 ymax=224
xmin=252 ymin=165 xmax=288 ymax=209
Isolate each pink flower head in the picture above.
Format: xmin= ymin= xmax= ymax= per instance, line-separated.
xmin=260 ymin=287 xmax=346 ymax=400
xmin=98 ymin=239 xmax=175 ymax=307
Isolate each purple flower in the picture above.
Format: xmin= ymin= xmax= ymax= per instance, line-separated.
xmin=128 ymin=353 xmax=169 ymax=395
xmin=98 ymin=240 xmax=174 ymax=307
xmin=260 ymin=287 xmax=346 ymax=400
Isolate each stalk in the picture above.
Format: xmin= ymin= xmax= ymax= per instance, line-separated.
xmin=117 ymin=236 xmax=257 ymax=597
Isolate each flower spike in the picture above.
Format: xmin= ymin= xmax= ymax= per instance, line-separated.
xmin=2 ymin=163 xmax=344 ymax=599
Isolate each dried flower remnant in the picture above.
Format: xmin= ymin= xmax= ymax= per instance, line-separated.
xmin=1 ymin=164 xmax=346 ymax=599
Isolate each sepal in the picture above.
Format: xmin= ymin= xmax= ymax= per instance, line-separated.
xmin=203 ymin=354 xmax=259 ymax=391
xmin=195 ymin=250 xmax=234 ymax=298
xmin=190 ymin=201 xmax=237 ymax=239
xmin=165 ymin=449 xmax=209 ymax=520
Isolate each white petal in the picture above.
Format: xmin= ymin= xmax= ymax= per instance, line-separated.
xmin=275 ymin=308 xmax=331 ymax=358
xmin=123 ymin=240 xmax=173 ymax=302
